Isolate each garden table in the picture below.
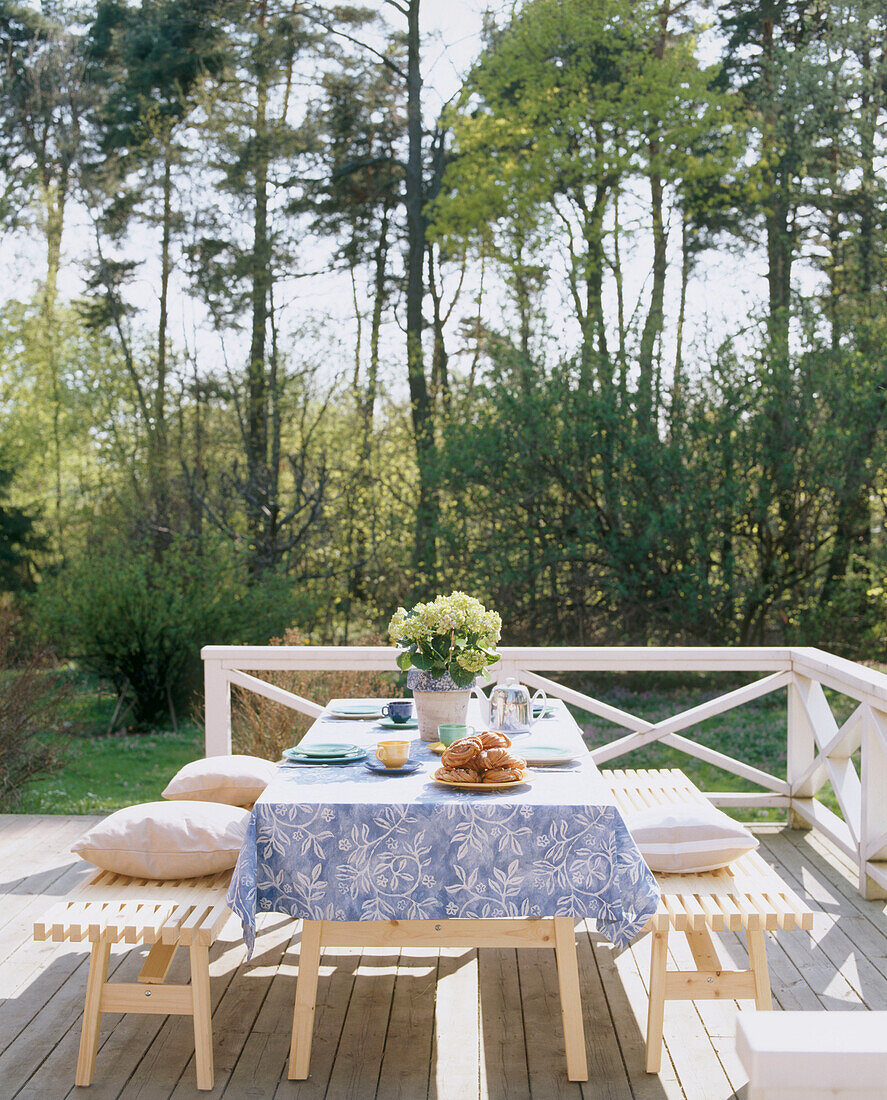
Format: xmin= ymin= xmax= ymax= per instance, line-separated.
xmin=227 ymin=697 xmax=660 ymax=1082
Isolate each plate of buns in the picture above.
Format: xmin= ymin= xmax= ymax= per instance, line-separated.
xmin=431 ymin=732 xmax=530 ymax=790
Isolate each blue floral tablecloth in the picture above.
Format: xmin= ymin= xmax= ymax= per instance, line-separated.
xmin=228 ymin=700 xmax=660 ymax=954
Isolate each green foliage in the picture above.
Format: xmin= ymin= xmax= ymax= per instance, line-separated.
xmin=0 ymin=462 xmax=44 ymax=591
xmin=0 ymin=610 xmax=71 ymax=810
xmin=0 ymin=0 xmax=885 ymax=673
xmin=34 ymin=535 xmax=311 ymax=726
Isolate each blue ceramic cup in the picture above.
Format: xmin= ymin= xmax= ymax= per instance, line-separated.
xmin=381 ymin=699 xmax=413 ymax=724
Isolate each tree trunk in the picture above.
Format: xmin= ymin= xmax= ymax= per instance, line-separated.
xmin=246 ymin=7 xmax=272 ymax=575
xmin=404 ymin=0 xmax=436 ymax=585
xmin=150 ymin=146 xmax=172 ymax=553
xmin=427 ymin=244 xmax=450 ymax=407
xmin=638 ymin=9 xmax=669 ymax=420
xmin=41 ymin=179 xmax=66 ymax=562
xmin=349 ymin=202 xmax=390 ymax=608
xmin=672 ymin=214 xmax=689 ymax=430
xmin=580 ymin=184 xmax=608 ymax=382
xmin=761 ymin=16 xmax=792 ymax=360
xmin=638 ymin=159 xmax=666 ymax=420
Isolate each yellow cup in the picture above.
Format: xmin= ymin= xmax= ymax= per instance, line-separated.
xmin=376 ymin=740 xmax=411 ymax=768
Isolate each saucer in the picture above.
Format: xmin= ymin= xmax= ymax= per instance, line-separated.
xmin=377 ymin=716 xmax=418 ymax=730
xmin=364 ymin=759 xmax=420 ymax=775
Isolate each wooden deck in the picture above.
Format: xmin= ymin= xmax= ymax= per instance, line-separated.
xmin=3 ymin=816 xmax=887 ymax=1099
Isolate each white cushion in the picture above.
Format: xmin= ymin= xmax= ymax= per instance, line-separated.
xmin=162 ymin=754 xmax=277 ymax=807
xmin=624 ymin=802 xmax=758 ymax=873
xmin=737 ymin=1011 xmax=887 ymax=1092
xmin=72 ymin=801 xmax=249 ymax=879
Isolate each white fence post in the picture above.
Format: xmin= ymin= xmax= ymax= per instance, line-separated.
xmin=204 ymin=658 xmax=231 ymax=757
xmin=860 ymin=707 xmax=887 ymax=900
xmin=786 ymin=672 xmax=815 ymax=830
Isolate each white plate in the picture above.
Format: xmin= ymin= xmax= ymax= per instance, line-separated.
xmin=520 ymin=745 xmax=580 ymax=766
xmin=327 ymin=704 xmax=383 ymax=720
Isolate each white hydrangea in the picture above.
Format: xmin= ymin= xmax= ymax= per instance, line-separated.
xmin=387 ymin=591 xmax=501 ymax=680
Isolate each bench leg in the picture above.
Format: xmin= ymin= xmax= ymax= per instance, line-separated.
xmin=289 ymin=920 xmax=323 ymax=1080
xmin=190 ymin=944 xmax=214 ymax=1090
xmin=76 ymin=934 xmax=112 ymax=1086
xmin=554 ymin=916 xmax=588 ymax=1081
xmin=646 ymin=927 xmax=669 ymax=1073
xmin=746 ymin=928 xmax=773 ymax=1010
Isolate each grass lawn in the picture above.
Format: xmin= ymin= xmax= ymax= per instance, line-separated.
xmin=13 ymin=673 xmax=205 ymax=815
xmin=10 ymin=668 xmax=855 ymax=823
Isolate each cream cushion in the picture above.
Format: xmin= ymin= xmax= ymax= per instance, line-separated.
xmin=625 ymin=802 xmax=759 ymax=873
xmin=162 ymin=754 xmax=277 ymax=807
xmin=71 ymin=801 xmax=249 ymax=879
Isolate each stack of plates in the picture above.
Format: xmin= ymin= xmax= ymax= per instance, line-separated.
xmin=520 ymin=745 xmax=579 ymax=766
xmin=283 ymin=743 xmax=367 ymax=765
xmin=327 ymin=704 xmax=382 ymax=720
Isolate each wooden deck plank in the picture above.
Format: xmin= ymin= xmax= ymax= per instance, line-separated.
xmin=590 ymin=932 xmax=684 ymax=1100
xmin=0 ymin=940 xmax=136 ymax=1096
xmin=518 ymin=945 xmax=583 ymax=1099
xmin=167 ymin=916 xmax=292 ymax=1099
xmin=375 ymin=946 xmax=437 ymax=1100
xmin=628 ymin=927 xmax=736 ymax=1100
xmin=221 ymin=920 xmax=307 ymax=1099
xmin=272 ymin=941 xmax=362 ymax=1100
xmin=430 ymin=947 xmax=480 ymax=1100
xmin=477 ymin=948 xmax=529 ymax=1100
xmin=10 ymin=815 xmax=887 ymax=1099
xmin=322 ymin=944 xmax=399 ymax=1099
xmin=114 ymin=933 xmax=247 ymax=1100
xmin=761 ymin=834 xmax=883 ymax=1005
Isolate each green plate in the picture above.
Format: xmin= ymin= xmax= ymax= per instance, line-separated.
xmin=282 ymin=747 xmax=367 ymax=765
xmin=286 ymin=743 xmax=361 ymax=758
xmin=378 ymin=716 xmax=419 ymax=730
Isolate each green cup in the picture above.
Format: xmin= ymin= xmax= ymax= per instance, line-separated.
xmin=438 ymin=723 xmax=476 ymax=747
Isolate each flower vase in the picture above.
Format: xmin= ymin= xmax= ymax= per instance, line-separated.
xmin=406 ymin=670 xmax=475 ymax=742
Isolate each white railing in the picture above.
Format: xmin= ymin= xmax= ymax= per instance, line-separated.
xmin=201 ymin=644 xmax=887 ymax=900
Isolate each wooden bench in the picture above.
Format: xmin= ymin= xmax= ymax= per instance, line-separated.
xmin=603 ymin=768 xmax=815 ymax=1073
xmin=33 ymin=867 xmax=232 ymax=1091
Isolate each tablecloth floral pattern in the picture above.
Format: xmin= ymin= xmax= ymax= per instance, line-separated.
xmin=227 ymin=719 xmax=660 ymax=954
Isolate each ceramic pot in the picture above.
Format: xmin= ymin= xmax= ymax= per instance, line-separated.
xmin=406 ymin=669 xmax=475 ymax=742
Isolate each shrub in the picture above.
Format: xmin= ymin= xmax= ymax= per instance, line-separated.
xmin=35 ymin=538 xmax=309 ymax=728
xmin=232 ymin=628 xmax=397 ymax=759
xmin=0 ymin=609 xmax=70 ymax=809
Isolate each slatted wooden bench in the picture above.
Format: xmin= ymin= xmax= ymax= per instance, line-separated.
xmin=33 ymin=867 xmax=232 ymax=1091
xmin=603 ymin=768 xmax=815 ymax=1074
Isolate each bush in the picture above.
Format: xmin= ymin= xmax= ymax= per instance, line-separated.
xmin=232 ymin=627 xmax=397 ymax=759
xmin=35 ymin=538 xmax=310 ymax=728
xmin=0 ymin=609 xmax=70 ymax=809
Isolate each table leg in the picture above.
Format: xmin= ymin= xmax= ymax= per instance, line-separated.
xmin=288 ymin=920 xmax=323 ymax=1080
xmin=646 ymin=926 xmax=669 ymax=1073
xmin=76 ymin=933 xmax=112 ymax=1086
xmin=747 ymin=928 xmax=773 ymax=1010
xmin=553 ymin=916 xmax=588 ymax=1082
